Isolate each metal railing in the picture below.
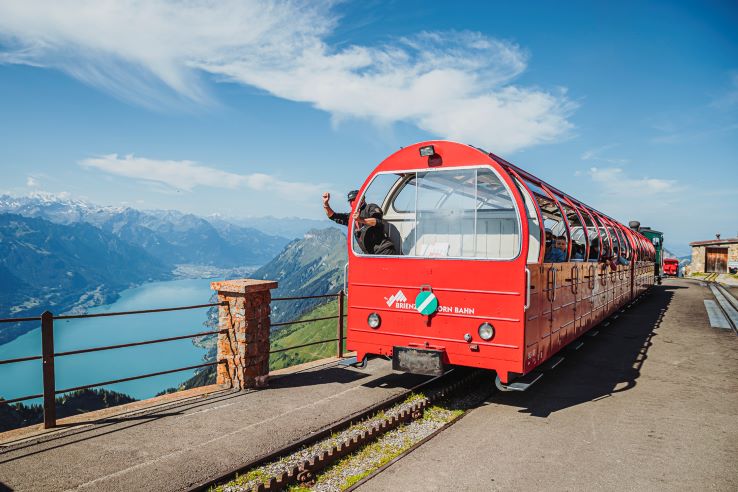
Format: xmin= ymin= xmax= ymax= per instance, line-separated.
xmin=0 ymin=302 xmax=227 ymax=429
xmin=270 ymin=291 xmax=346 ymax=359
xmin=0 ymin=290 xmax=346 ymax=429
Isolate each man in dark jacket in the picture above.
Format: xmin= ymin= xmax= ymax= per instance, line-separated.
xmin=322 ymin=190 xmax=397 ymax=255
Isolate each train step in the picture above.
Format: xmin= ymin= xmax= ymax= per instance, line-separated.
xmin=338 ymin=356 xmax=368 ymax=368
xmin=495 ymin=371 xmax=543 ymax=392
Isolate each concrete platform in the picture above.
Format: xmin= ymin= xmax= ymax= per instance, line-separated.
xmin=0 ymin=357 xmax=429 ymax=491
xmin=359 ymin=279 xmax=738 ymax=491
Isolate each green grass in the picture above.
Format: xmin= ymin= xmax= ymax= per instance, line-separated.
xmin=270 ymin=299 xmax=346 ymax=371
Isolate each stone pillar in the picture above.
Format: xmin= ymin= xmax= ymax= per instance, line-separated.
xmin=210 ymin=279 xmax=278 ymax=389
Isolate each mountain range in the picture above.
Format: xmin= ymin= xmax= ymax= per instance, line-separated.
xmin=0 ymin=213 xmax=173 ymax=344
xmin=0 ymin=193 xmax=305 ymax=345
xmin=0 ymin=193 xmax=289 ymax=268
xmin=252 ymin=227 xmax=347 ymax=322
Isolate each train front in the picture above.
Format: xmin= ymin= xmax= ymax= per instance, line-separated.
xmin=344 ymin=141 xmax=529 ymax=383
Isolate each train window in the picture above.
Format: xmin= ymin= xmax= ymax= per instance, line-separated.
xmin=616 ymin=228 xmax=631 ymax=260
xmin=356 ymin=167 xmax=521 ymax=259
xmin=556 ymin=198 xmax=587 ymax=262
xmin=364 ymin=173 xmax=404 ymax=211
xmin=607 ymin=225 xmax=621 ymax=258
xmin=591 ymin=214 xmax=612 ymax=258
xmin=579 ymin=208 xmax=602 ymax=261
xmin=523 ymin=180 xmax=569 ymax=262
xmin=512 ymin=177 xmax=542 ymax=263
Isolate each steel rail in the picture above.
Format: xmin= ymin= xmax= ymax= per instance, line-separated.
xmin=345 ymin=409 xmax=471 ymax=492
xmin=0 ymin=302 xmax=225 ymax=325
xmin=271 ymin=293 xmax=339 ymax=302
xmin=0 ymin=354 xmax=42 ymax=366
xmin=54 ymin=329 xmax=228 ymax=358
xmin=716 ymin=283 xmax=738 ymax=313
xmin=271 ymin=315 xmax=339 ymax=328
xmin=0 ymin=316 xmax=40 ymax=324
xmin=54 ymin=361 xmax=224 ymax=395
xmin=187 ymin=368 xmax=464 ymax=492
xmin=0 ymin=361 xmax=224 ymax=406
xmin=54 ymin=302 xmax=226 ymax=320
xmin=269 ymin=337 xmax=342 ymax=354
xmin=710 ymin=282 xmax=738 ymax=336
xmin=0 ymin=392 xmax=45 ymax=405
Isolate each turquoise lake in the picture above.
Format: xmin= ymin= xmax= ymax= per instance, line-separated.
xmin=0 ymin=278 xmax=214 ymax=404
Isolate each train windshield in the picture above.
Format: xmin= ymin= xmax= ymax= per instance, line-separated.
xmin=355 ymin=167 xmax=521 ymax=259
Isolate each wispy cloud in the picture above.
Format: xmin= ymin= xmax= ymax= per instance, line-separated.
xmin=580 ymin=144 xmax=629 ymax=165
xmin=0 ymin=1 xmax=575 ymax=153
xmin=80 ymin=154 xmax=324 ymax=197
xmin=25 ymin=176 xmax=39 ymax=187
xmin=586 ymin=167 xmax=680 ymax=195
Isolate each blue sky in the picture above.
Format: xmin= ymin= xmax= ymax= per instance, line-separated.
xmin=0 ymin=0 xmax=736 ymax=255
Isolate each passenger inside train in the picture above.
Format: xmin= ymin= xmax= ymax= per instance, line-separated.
xmin=345 ymin=162 xmax=646 ymax=268
xmin=353 ymin=168 xmax=521 ymax=259
xmin=322 ymin=190 xmax=397 ymax=255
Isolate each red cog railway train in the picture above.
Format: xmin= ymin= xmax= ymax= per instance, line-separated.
xmin=344 ymin=141 xmax=656 ymax=389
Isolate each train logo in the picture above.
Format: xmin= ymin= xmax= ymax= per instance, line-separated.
xmin=385 ymin=290 xmax=407 ymax=307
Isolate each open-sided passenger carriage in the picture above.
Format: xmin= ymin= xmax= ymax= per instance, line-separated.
xmin=344 ymin=141 xmax=655 ymax=388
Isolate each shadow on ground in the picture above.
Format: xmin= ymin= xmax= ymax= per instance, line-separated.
xmin=490 ymin=285 xmax=677 ymax=417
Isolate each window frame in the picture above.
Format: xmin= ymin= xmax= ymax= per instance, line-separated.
xmin=351 ymin=165 xmax=524 ymax=261
xmin=578 ymin=206 xmax=604 ymax=261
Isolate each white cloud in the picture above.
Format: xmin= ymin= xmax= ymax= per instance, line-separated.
xmin=586 ymin=167 xmax=680 ymax=195
xmin=80 ymin=154 xmax=324 ymax=197
xmin=26 ymin=176 xmax=39 ymax=187
xmin=580 ymin=144 xmax=629 ymax=165
xmin=0 ymin=1 xmax=575 ymax=153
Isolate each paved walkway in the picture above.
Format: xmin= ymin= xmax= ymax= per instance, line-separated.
xmin=359 ymin=279 xmax=738 ymax=491
xmin=0 ymin=359 xmax=428 ymax=491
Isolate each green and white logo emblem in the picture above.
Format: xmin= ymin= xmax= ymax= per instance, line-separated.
xmin=415 ymin=290 xmax=438 ymax=315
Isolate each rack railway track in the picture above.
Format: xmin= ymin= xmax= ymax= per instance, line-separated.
xmin=708 ymin=281 xmax=738 ymax=335
xmin=189 ymin=368 xmax=481 ymax=492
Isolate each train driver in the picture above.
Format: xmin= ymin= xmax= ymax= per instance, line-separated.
xmin=322 ymin=191 xmax=397 ymax=255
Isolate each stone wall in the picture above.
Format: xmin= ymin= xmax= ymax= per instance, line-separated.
xmin=690 ymin=242 xmax=738 ymax=273
xmin=691 ymin=246 xmax=705 ymax=273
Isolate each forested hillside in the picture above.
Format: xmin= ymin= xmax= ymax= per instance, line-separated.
xmin=0 ymin=214 xmax=169 ymax=344
xmin=252 ymin=228 xmax=347 ymax=322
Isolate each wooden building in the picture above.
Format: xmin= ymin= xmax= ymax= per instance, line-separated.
xmin=690 ymin=236 xmax=738 ymax=274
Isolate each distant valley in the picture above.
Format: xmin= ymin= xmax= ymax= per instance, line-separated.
xmin=0 ymin=193 xmax=315 ymax=345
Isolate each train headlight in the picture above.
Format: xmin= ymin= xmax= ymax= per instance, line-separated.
xmin=478 ymin=322 xmax=495 ymax=341
xmin=367 ymin=313 xmax=381 ymax=329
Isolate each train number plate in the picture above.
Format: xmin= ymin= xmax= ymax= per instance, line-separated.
xmin=392 ymin=347 xmax=445 ymax=376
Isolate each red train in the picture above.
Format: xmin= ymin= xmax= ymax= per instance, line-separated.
xmin=345 ymin=141 xmax=655 ymax=389
xmin=663 ymin=258 xmax=679 ymax=277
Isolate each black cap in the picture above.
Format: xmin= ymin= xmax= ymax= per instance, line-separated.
xmin=347 ymin=190 xmax=359 ymax=202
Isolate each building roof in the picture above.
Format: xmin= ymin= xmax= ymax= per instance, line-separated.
xmin=689 ymin=238 xmax=738 ymax=246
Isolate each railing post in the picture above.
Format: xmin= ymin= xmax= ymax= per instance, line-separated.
xmin=41 ymin=311 xmax=56 ymax=429
xmin=211 ymin=279 xmax=278 ymax=390
xmin=337 ymin=291 xmax=345 ymax=358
